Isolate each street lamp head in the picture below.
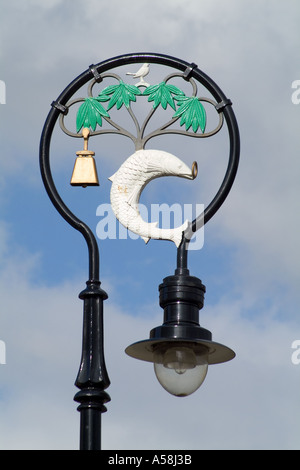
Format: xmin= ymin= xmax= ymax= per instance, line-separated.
xmin=125 ymin=270 xmax=235 ymax=397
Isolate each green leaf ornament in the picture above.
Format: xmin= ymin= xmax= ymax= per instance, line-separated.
xmin=98 ymin=81 xmax=142 ymax=110
xmin=173 ymin=96 xmax=206 ymax=133
xmin=76 ymin=97 xmax=110 ymax=132
xmin=143 ymin=82 xmax=185 ymax=110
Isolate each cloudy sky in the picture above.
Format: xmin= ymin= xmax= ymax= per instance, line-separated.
xmin=0 ymin=0 xmax=300 ymax=450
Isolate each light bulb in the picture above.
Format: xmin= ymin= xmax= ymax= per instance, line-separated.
xmin=153 ymin=343 xmax=208 ymax=397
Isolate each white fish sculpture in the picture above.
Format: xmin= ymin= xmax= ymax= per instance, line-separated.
xmin=109 ymin=149 xmax=197 ymax=247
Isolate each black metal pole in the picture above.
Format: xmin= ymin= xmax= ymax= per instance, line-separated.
xmin=73 ymin=281 xmax=110 ymax=450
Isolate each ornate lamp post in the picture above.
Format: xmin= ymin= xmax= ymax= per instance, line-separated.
xmin=39 ymin=53 xmax=239 ymax=449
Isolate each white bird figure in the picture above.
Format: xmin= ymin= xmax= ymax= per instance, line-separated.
xmin=109 ymin=149 xmax=197 ymax=247
xmin=126 ymin=63 xmax=150 ymax=87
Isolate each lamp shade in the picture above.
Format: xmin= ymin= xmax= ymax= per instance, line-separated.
xmin=125 ymin=271 xmax=235 ymax=396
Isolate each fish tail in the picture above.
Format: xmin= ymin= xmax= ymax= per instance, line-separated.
xmin=140 ymin=221 xmax=158 ymax=244
xmin=172 ymin=220 xmax=189 ymax=247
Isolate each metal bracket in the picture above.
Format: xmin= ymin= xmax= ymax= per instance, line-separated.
xmin=183 ymin=62 xmax=198 ymax=80
xmin=51 ymin=100 xmax=68 ymax=115
xmin=215 ymin=99 xmax=233 ymax=113
xmin=89 ymin=64 xmax=103 ymax=82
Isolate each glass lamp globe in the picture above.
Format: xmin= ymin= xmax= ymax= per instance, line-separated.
xmin=153 ymin=343 xmax=208 ymax=397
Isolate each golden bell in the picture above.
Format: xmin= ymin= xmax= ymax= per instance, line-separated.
xmin=70 ymin=154 xmax=99 ymax=187
xmin=70 ymin=128 xmax=99 ymax=188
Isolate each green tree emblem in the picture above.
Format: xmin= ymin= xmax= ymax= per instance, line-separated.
xmin=60 ymin=65 xmax=223 ymax=148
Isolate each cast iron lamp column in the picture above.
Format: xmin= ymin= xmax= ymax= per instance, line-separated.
xmin=39 ymin=52 xmax=240 ymax=449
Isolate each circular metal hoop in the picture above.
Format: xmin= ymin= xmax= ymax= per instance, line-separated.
xmin=39 ymin=52 xmax=240 ymax=279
